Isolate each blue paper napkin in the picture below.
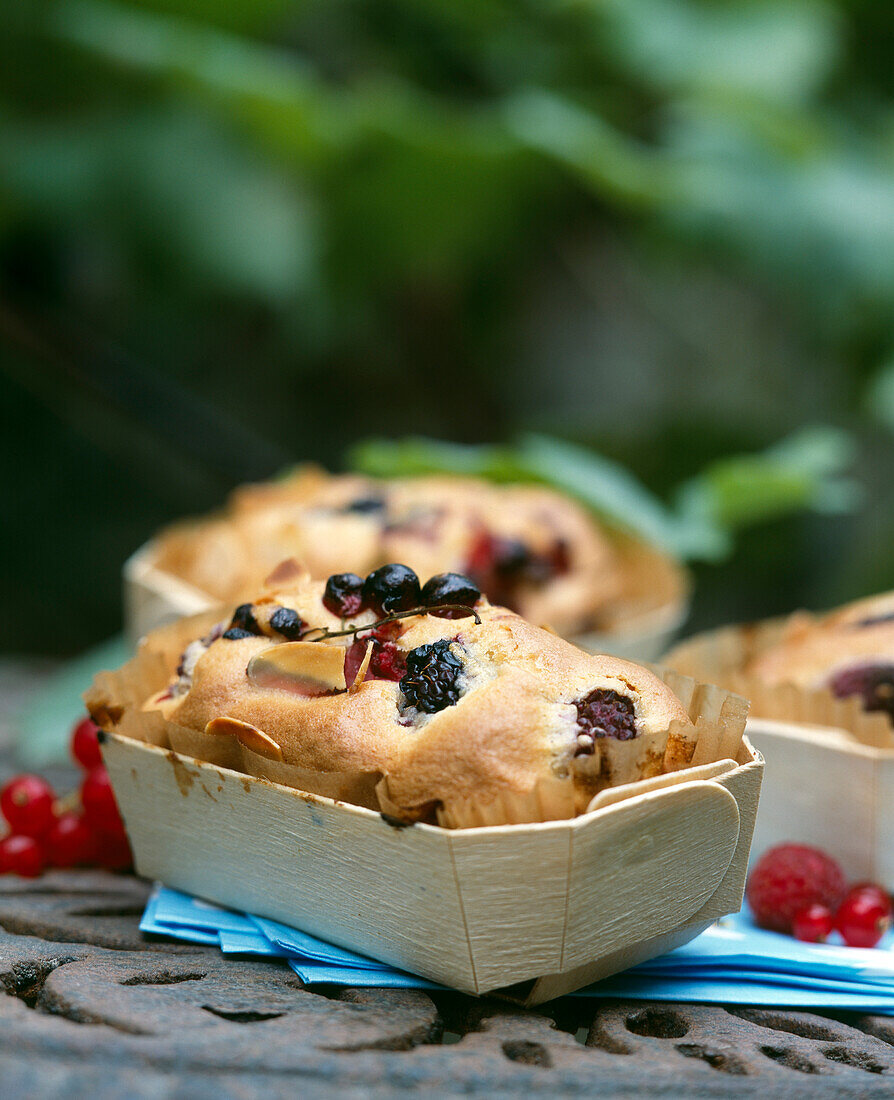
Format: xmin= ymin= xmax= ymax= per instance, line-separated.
xmin=140 ymin=885 xmax=894 ymax=1010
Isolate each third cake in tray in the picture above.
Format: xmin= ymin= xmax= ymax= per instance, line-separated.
xmin=90 ymin=561 xmax=738 ymax=829
xmin=667 ymin=590 xmax=894 ymax=741
xmin=147 ymin=466 xmax=687 ymax=642
xmin=745 ymin=592 xmax=894 ymax=722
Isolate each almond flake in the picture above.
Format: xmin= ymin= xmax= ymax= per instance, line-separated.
xmin=205 ymin=716 xmax=284 ymax=761
xmin=247 ymin=641 xmax=347 ymax=695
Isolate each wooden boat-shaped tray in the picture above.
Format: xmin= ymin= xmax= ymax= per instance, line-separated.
xmin=102 ymin=731 xmax=762 ymax=1005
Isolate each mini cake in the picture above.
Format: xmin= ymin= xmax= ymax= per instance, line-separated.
xmin=92 ymin=561 xmax=704 ymax=827
xmin=150 ymin=467 xmax=683 ymax=640
xmin=746 ymin=592 xmax=894 ymax=723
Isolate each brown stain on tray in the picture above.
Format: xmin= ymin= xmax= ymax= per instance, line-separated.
xmin=166 ymin=751 xmax=197 ymax=797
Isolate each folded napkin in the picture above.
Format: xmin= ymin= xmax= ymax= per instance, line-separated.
xmin=141 ymin=886 xmax=894 ymax=1010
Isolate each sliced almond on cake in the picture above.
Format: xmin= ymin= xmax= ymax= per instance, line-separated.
xmin=205 ymin=716 xmax=284 ymax=761
xmin=247 ymin=641 xmax=347 ymax=695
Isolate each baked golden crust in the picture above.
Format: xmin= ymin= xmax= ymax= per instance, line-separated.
xmin=145 ymin=570 xmax=692 ymax=820
xmin=152 ymin=469 xmax=622 ymax=635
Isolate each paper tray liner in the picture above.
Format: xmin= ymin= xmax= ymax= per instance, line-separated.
xmin=666 ymin=618 xmax=894 ymax=750
xmin=87 ymin=614 xmax=748 ymax=828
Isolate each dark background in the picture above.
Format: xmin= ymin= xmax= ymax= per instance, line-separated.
xmin=3 ymin=0 xmax=894 ymax=655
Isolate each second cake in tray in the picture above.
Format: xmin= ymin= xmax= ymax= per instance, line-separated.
xmin=143 ymin=466 xmax=688 ymax=645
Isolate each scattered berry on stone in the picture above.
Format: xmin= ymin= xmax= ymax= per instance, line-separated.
xmin=71 ymin=716 xmax=104 ymax=771
xmin=46 ymin=812 xmax=97 ymax=868
xmin=0 ymin=775 xmax=57 ymax=838
xmin=269 ymin=606 xmax=304 ymax=640
xmin=0 ymin=834 xmax=45 ymax=878
xmin=574 ymin=689 xmax=638 ymax=749
xmin=323 ymin=573 xmax=366 ymax=619
xmin=835 ymin=886 xmax=893 ymax=948
xmin=222 ymin=627 xmax=254 ymax=641
xmin=828 ymin=663 xmax=894 ymax=721
xmin=746 ymin=844 xmax=846 ymax=933
xmin=362 ymin=564 xmax=421 ymax=616
xmin=792 ymin=904 xmax=834 ymax=943
xmin=399 ymin=640 xmax=465 ymax=714
xmin=420 ymin=573 xmax=481 ymax=617
xmin=81 ymin=767 xmax=126 ymax=837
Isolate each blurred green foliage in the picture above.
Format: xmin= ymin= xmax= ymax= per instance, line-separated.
xmin=351 ymin=427 xmax=861 ymax=559
xmin=2 ymin=0 xmax=894 ymax=653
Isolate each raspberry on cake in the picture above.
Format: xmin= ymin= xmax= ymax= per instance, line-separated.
xmin=94 ymin=561 xmax=699 ymax=826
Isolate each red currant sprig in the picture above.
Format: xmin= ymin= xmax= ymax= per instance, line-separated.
xmin=791 ymin=883 xmax=892 ymax=947
xmin=0 ymin=713 xmax=132 ymax=878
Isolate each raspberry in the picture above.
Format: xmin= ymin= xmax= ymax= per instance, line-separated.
xmin=836 ymin=886 xmax=892 ymax=948
xmin=71 ymin=716 xmax=104 ymax=770
xmin=369 ymin=641 xmax=407 ymax=681
xmin=344 ymin=624 xmax=407 ymax=684
xmin=465 ymin=532 xmax=570 ymax=609
xmin=746 ymin=844 xmax=846 ymax=933
xmin=792 ymin=904 xmax=833 ymax=943
xmin=574 ymin=689 xmax=637 ymax=751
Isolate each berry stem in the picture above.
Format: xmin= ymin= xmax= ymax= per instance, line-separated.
xmin=303 ymin=604 xmax=481 ymax=642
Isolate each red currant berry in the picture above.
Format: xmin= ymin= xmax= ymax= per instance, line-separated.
xmin=71 ymin=716 xmax=103 ymax=770
xmin=836 ymin=891 xmax=892 ymax=948
xmin=792 ymin=904 xmax=833 ymax=943
xmin=0 ymin=775 xmax=57 ymax=838
xmin=0 ymin=834 xmax=45 ymax=877
xmin=846 ymin=882 xmax=891 ymax=910
xmin=95 ymin=830 xmax=133 ymax=871
xmin=46 ymin=812 xmax=98 ymax=868
xmin=80 ymin=767 xmax=125 ymax=836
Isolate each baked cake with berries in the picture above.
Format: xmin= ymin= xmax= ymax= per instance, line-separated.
xmin=92 ymin=561 xmax=700 ymax=826
xmin=150 ymin=467 xmax=679 ymax=640
xmin=745 ymin=592 xmax=894 ymax=723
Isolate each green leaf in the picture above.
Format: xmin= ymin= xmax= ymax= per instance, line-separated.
xmin=674 ymin=425 xmax=861 ymax=534
xmin=16 ymin=635 xmax=131 ymax=766
xmin=349 ymin=434 xmax=697 ymax=556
